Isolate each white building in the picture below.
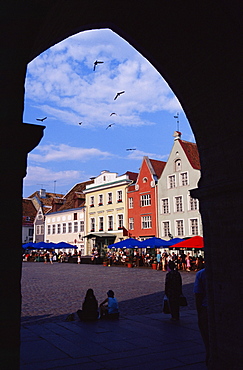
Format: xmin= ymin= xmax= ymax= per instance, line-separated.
xmin=157 ymin=131 xmax=202 ymax=240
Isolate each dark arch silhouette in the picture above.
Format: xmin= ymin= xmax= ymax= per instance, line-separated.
xmin=0 ymin=1 xmax=242 ymax=368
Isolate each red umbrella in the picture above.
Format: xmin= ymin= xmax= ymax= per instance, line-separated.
xmin=170 ymin=236 xmax=204 ymax=248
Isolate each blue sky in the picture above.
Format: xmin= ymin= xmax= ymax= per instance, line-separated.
xmin=23 ymin=29 xmax=195 ymax=198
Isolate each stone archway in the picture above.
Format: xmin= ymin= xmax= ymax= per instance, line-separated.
xmin=0 ymin=1 xmax=242 ymax=368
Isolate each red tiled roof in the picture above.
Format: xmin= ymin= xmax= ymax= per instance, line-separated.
xmin=125 ymin=171 xmax=138 ymax=182
xmin=178 ymin=140 xmax=201 ymax=170
xmin=149 ymin=159 xmax=167 ymax=179
xmin=22 ymin=198 xmax=37 ymax=224
xmin=56 ymin=179 xmax=94 ymax=212
xmin=29 ymin=191 xmax=63 ymax=208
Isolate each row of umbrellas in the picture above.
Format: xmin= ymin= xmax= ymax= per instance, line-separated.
xmin=108 ymin=236 xmax=204 ymax=249
xmin=22 ymin=241 xmax=77 ymax=250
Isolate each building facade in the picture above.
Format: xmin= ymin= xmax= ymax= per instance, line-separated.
xmin=127 ymin=156 xmax=166 ymax=240
xmin=157 ymin=132 xmax=202 ymax=240
xmin=83 ymin=170 xmax=137 ymax=256
xmin=22 ymin=198 xmax=37 ymax=244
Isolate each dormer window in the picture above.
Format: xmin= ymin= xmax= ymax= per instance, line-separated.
xmin=175 ymin=159 xmax=181 ymax=171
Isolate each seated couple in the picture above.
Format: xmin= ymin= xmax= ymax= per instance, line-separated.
xmin=77 ymin=289 xmax=119 ymax=321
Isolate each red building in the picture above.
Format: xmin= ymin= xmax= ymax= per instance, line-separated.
xmin=127 ymin=156 xmax=166 ymax=240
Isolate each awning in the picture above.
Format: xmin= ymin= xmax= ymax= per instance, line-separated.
xmin=84 ymin=233 xmax=116 ymax=238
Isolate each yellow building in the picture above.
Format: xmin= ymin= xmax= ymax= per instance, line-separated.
xmin=83 ymin=170 xmax=137 ymax=257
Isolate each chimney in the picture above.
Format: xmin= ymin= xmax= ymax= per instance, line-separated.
xmin=39 ymin=189 xmax=46 ymax=198
xmin=173 ymin=131 xmax=182 ymax=140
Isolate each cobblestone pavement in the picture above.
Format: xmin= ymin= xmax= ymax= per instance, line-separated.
xmin=21 ymin=262 xmax=197 ymax=324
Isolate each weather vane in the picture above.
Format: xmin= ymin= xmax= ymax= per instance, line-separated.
xmin=174 ymin=112 xmax=180 ymax=131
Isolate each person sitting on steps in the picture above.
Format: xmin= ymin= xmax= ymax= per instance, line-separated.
xmin=99 ymin=290 xmax=119 ymax=319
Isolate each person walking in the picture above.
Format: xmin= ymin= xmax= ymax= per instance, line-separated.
xmin=165 ymin=261 xmax=182 ymax=321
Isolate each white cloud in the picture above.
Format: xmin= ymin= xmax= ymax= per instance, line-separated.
xmin=126 ymin=149 xmax=168 ymax=162
xmin=23 ymin=166 xmax=81 ymax=188
xmin=29 ymin=144 xmax=112 ymax=163
xmin=24 ymin=29 xmax=182 ymax=128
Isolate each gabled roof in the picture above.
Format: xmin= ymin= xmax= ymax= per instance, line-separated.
xmin=178 ymin=140 xmax=201 ymax=170
xmin=22 ymin=198 xmax=37 ymax=224
xmin=56 ymin=179 xmax=94 ymax=212
xmin=124 ymin=171 xmax=138 ymax=182
xmin=29 ymin=190 xmax=63 ymax=210
xmin=149 ymin=159 xmax=167 ymax=179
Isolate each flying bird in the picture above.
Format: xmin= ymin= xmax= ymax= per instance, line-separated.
xmin=114 ymin=91 xmax=125 ymax=100
xmin=126 ymin=148 xmax=136 ymax=151
xmin=36 ymin=117 xmax=47 ymax=122
xmin=78 ymin=122 xmax=82 ymax=125
xmin=106 ymin=123 xmax=115 ymax=130
xmin=93 ymin=60 xmax=104 ymax=71
xmin=110 ymin=112 xmax=117 ymax=116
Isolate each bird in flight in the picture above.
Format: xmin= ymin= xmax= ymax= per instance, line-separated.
xmin=126 ymin=148 xmax=136 ymax=151
xmin=36 ymin=117 xmax=47 ymax=122
xmin=106 ymin=123 xmax=115 ymax=130
xmin=78 ymin=122 xmax=82 ymax=125
xmin=93 ymin=60 xmax=104 ymax=71
xmin=110 ymin=112 xmax=117 ymax=116
xmin=114 ymin=91 xmax=125 ymax=100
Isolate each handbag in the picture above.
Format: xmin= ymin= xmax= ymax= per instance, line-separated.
xmin=179 ymin=295 xmax=188 ymax=306
xmin=163 ymin=295 xmax=171 ymax=314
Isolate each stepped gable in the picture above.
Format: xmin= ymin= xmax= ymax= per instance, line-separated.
xmin=178 ymin=140 xmax=201 ymax=170
xmin=149 ymin=159 xmax=167 ymax=179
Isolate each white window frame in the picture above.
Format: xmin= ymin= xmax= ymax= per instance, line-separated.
xmin=180 ymin=172 xmax=189 ymax=186
xmin=80 ymin=221 xmax=84 ymax=232
xmin=174 ymin=196 xmax=183 ymax=212
xmin=98 ymin=194 xmax=103 ymax=206
xmin=74 ymin=221 xmax=78 ymax=233
xmin=108 ymin=215 xmax=113 ymax=230
xmin=162 ymin=221 xmax=170 ymax=237
xmin=62 ymin=223 xmax=66 ymax=234
xmin=47 ymin=225 xmax=51 ymax=235
xmin=129 ymin=217 xmax=134 ymax=230
xmin=57 ymin=224 xmax=61 ymax=234
xmin=90 ymin=218 xmax=95 ymax=232
xmin=176 ymin=219 xmax=184 ymax=236
xmin=128 ymin=197 xmax=134 ymax=209
xmin=99 ymin=216 xmax=104 ymax=231
xmin=190 ymin=218 xmax=199 ymax=235
xmin=68 ymin=222 xmax=72 ymax=233
xmin=189 ymin=195 xmax=198 ymax=211
xmin=161 ymin=198 xmax=169 ymax=214
xmin=141 ymin=215 xmax=152 ymax=229
xmin=52 ymin=224 xmax=56 ymax=234
xmin=107 ymin=192 xmax=113 ymax=204
xmin=90 ymin=196 xmax=94 ymax=207
xmin=118 ymin=214 xmax=124 ymax=229
xmin=168 ymin=174 xmax=176 ymax=189
xmin=140 ymin=193 xmax=151 ymax=207
xmin=175 ymin=159 xmax=182 ymax=172
xmin=117 ymin=190 xmax=123 ymax=203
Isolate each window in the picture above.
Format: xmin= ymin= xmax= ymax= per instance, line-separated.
xmin=189 ymin=196 xmax=198 ymax=211
xmin=108 ymin=215 xmax=113 ymax=230
xmin=90 ymin=196 xmax=94 ymax=207
xmin=129 ymin=217 xmax=134 ymax=230
xmin=41 ymin=225 xmax=44 ymax=235
xmin=175 ymin=196 xmax=183 ymax=212
xmin=168 ymin=175 xmax=176 ymax=188
xmin=36 ymin=225 xmax=41 ymax=235
xmin=117 ymin=190 xmax=122 ymax=202
xmin=161 ymin=198 xmax=169 ymax=214
xmin=57 ymin=224 xmax=61 ymax=234
xmin=143 ymin=177 xmax=148 ymax=183
xmin=129 ymin=197 xmax=134 ymax=209
xmin=190 ymin=219 xmax=199 ymax=235
xmin=90 ymin=218 xmax=95 ymax=232
xmin=175 ymin=159 xmax=181 ymax=171
xmin=99 ymin=217 xmax=104 ymax=231
xmin=162 ymin=221 xmax=170 ymax=237
xmin=74 ymin=221 xmax=78 ymax=232
xmin=47 ymin=225 xmax=51 ymax=235
xmin=73 ymin=213 xmax=77 ymax=220
xmin=176 ymin=220 xmax=184 ymax=236
xmin=28 ymin=229 xmax=33 ymax=236
xmin=52 ymin=224 xmax=56 ymax=234
xmin=80 ymin=221 xmax=84 ymax=232
xmin=68 ymin=222 xmax=72 ymax=233
xmin=107 ymin=192 xmax=112 ymax=204
xmin=142 ymin=215 xmax=152 ymax=229
xmin=62 ymin=223 xmax=66 ymax=233
xmin=98 ymin=194 xmax=103 ymax=205
xmin=181 ymin=172 xmax=188 ymax=186
xmin=140 ymin=194 xmax=151 ymax=207
xmin=118 ymin=214 xmax=123 ymax=229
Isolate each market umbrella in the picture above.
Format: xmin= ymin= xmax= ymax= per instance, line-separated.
xmin=108 ymin=238 xmax=143 ymax=249
xmin=140 ymin=237 xmax=168 ymax=248
xmin=165 ymin=238 xmax=184 ymax=246
xmin=34 ymin=241 xmax=57 ymax=250
xmin=169 ymin=236 xmax=204 ymax=248
xmin=22 ymin=242 xmax=35 ymax=249
xmin=56 ymin=242 xmax=77 ymax=249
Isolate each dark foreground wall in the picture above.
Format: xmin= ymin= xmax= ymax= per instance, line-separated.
xmin=0 ymin=1 xmax=242 ymax=368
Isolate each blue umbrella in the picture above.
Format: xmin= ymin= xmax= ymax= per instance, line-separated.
xmin=56 ymin=242 xmax=77 ymax=249
xmin=140 ymin=237 xmax=168 ymax=248
xmin=34 ymin=241 xmax=57 ymax=249
xmin=165 ymin=238 xmax=184 ymax=246
xmin=108 ymin=238 xmax=143 ymax=249
xmin=22 ymin=242 xmax=35 ymax=249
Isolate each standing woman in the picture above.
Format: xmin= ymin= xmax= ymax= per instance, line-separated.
xmin=165 ymin=261 xmax=182 ymax=321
